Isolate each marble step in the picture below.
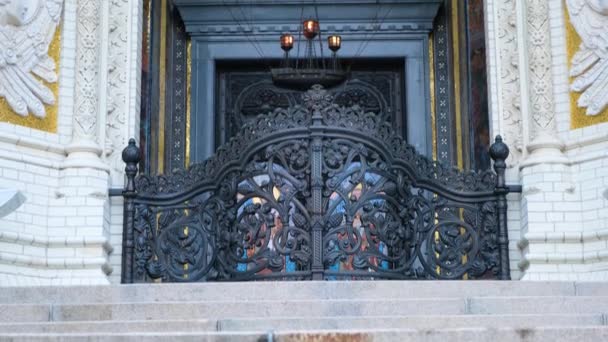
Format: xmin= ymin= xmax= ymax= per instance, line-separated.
xmin=3 ymin=296 xmax=608 ymax=323
xmin=3 ymin=327 xmax=608 ymax=342
xmin=0 ymin=314 xmax=602 ymax=334
xmin=217 ymin=314 xmax=607 ymax=331
xmin=0 ymin=320 xmax=216 ymax=334
xmin=1 ymin=281 xmax=607 ymax=304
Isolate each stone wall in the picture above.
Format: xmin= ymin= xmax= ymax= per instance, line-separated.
xmin=485 ymin=0 xmax=608 ymax=280
xmin=0 ymin=0 xmax=142 ymax=286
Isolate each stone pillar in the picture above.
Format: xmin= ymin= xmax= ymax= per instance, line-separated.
xmin=105 ymin=0 xmax=144 ymax=283
xmin=484 ymin=0 xmax=525 ymax=279
xmin=521 ymin=0 xmax=567 ymax=167
xmin=518 ymin=0 xmax=572 ymax=280
xmin=53 ymin=0 xmax=112 ymax=284
xmin=63 ymin=0 xmax=107 ymax=171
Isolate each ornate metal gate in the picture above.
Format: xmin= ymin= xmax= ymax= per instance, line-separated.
xmin=120 ymin=85 xmax=513 ymax=283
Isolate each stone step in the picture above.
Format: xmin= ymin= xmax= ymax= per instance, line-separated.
xmin=2 ymin=327 xmax=608 ymax=342
xmin=468 ymin=296 xmax=608 ymax=315
xmin=49 ymin=298 xmax=467 ymax=322
xmin=217 ymin=314 xmax=606 ymax=331
xmin=0 ymin=320 xmax=216 ymax=334
xmin=0 ymin=314 xmax=602 ymax=334
xmin=51 ymin=296 xmax=608 ymax=321
xmin=3 ymin=296 xmax=608 ymax=323
xmin=2 ymin=281 xmax=606 ymax=304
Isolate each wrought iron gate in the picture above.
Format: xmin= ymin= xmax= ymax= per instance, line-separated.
xmin=120 ymin=85 xmax=513 ymax=283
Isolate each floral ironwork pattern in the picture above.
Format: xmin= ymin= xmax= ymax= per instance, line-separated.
xmin=122 ymin=85 xmax=511 ymax=282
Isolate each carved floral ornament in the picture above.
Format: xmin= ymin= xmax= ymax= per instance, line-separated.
xmin=0 ymin=0 xmax=62 ymax=118
xmin=566 ymin=0 xmax=608 ymax=116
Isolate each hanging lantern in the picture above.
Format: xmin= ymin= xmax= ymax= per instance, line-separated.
xmin=271 ymin=18 xmax=347 ymax=90
xmin=280 ymin=34 xmax=294 ymax=52
xmin=328 ymin=35 xmax=341 ymax=52
xmin=303 ymin=19 xmax=320 ymax=40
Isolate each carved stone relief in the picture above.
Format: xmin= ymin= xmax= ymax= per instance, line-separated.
xmin=566 ymin=0 xmax=608 ymax=116
xmin=526 ymin=0 xmax=556 ymax=137
xmin=496 ymin=0 xmax=522 ymax=163
xmin=0 ymin=0 xmax=62 ymax=118
xmin=106 ymin=0 xmax=129 ymax=175
xmin=73 ymin=0 xmax=101 ymax=140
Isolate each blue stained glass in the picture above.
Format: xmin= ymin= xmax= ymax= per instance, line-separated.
xmin=237 ymin=197 xmax=255 ymax=272
xmin=379 ymin=242 xmax=389 ymax=269
xmin=285 ymin=255 xmax=296 ymax=272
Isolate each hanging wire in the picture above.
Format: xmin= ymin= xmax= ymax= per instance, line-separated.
xmin=313 ymin=0 xmax=326 ymax=70
xmin=295 ymin=7 xmax=304 ymax=70
xmin=353 ymin=0 xmax=382 ymax=58
xmin=354 ymin=4 xmax=395 ymax=60
xmin=222 ymin=0 xmax=268 ymax=64
xmin=235 ymin=0 xmax=268 ymax=62
xmin=332 ymin=2 xmax=394 ymax=95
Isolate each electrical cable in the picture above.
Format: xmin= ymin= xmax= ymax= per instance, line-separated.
xmin=222 ymin=0 xmax=268 ymax=64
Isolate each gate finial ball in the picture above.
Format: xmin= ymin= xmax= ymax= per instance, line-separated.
xmin=489 ymin=135 xmax=509 ymax=163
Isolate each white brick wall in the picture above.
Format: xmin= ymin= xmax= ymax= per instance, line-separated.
xmin=0 ymin=0 xmax=145 ymax=286
xmin=548 ymin=0 xmax=571 ymax=135
xmin=519 ymin=144 xmax=608 ymax=280
xmin=484 ymin=0 xmax=608 ymax=281
xmin=517 ymin=0 xmax=608 ymax=279
xmin=0 ymin=0 xmax=117 ymax=286
xmin=0 ymin=139 xmax=113 ymax=285
xmin=108 ymin=196 xmax=123 ymax=284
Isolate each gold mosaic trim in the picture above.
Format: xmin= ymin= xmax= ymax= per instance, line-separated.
xmin=0 ymin=25 xmax=61 ymax=132
xmin=564 ymin=3 xmax=608 ymax=129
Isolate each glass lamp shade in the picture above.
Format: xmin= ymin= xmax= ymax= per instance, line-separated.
xmin=303 ymin=20 xmax=320 ymax=40
xmin=328 ymin=35 xmax=341 ymax=52
xmin=280 ymin=34 xmax=294 ymax=52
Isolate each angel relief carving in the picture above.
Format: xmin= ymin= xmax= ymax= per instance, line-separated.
xmin=0 ymin=0 xmax=62 ymax=118
xmin=566 ymin=0 xmax=608 ymax=116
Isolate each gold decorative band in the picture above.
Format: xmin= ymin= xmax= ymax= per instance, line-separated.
xmin=0 ymin=26 xmax=61 ymax=132
xmin=564 ymin=4 xmax=608 ymax=128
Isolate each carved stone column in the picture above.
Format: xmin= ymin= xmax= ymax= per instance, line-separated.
xmin=63 ymin=0 xmax=108 ymax=171
xmin=521 ymin=0 xmax=567 ymax=167
xmin=56 ymin=0 xmax=111 ymax=284
xmin=518 ymin=0 xmax=572 ymax=280
xmin=494 ymin=0 xmax=522 ymax=165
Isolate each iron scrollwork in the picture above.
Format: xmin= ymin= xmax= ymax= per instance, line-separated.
xmin=219 ymin=70 xmax=401 ymax=144
xmin=121 ymin=85 xmax=512 ymax=282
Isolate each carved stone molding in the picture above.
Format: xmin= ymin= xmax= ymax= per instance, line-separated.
xmin=496 ymin=0 xmax=522 ymax=164
xmin=183 ymin=22 xmax=436 ymax=36
xmin=64 ymin=0 xmax=107 ymax=171
xmin=526 ymin=0 xmax=554 ymax=134
xmin=105 ymin=0 xmax=129 ymax=176
xmin=521 ymin=0 xmax=567 ymax=167
xmin=73 ymin=0 xmax=101 ymax=140
xmin=174 ymin=0 xmax=443 ymax=36
xmin=0 ymin=0 xmax=63 ymax=118
xmin=103 ymin=0 xmax=143 ymax=178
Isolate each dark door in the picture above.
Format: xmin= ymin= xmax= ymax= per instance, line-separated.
xmin=215 ymin=59 xmax=406 ymax=146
